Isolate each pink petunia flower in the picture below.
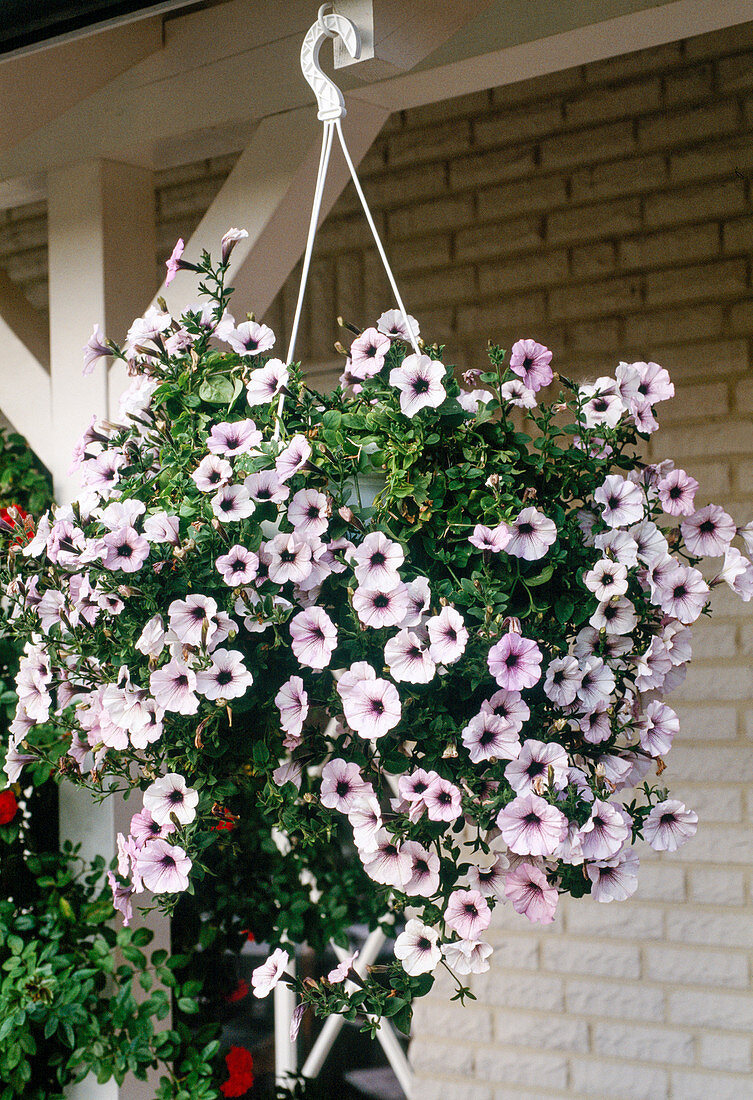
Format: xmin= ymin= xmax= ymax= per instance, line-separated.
xmin=275 ymin=435 xmax=312 ymax=482
xmin=251 ymin=948 xmax=290 ymax=998
xmin=467 ymin=855 xmax=509 ymax=899
xmin=245 ymin=468 xmax=289 ymax=504
xmin=496 ymin=792 xmax=567 ymax=856
xmin=143 ymin=773 xmax=198 ymax=826
xmin=220 ymin=226 xmax=248 ymax=263
xmin=135 ymin=839 xmax=192 ymax=893
xmin=423 ymin=775 xmax=463 ymax=822
xmin=481 ymin=688 xmax=530 ymax=734
xmin=165 ymin=238 xmax=185 ymax=285
xmin=246 ymin=358 xmax=289 ymax=406
xmin=595 ymin=475 xmax=645 ymax=529
xmin=320 ymin=758 xmax=370 ymax=812
xmin=216 ymin=545 xmax=259 ymax=586
xmin=394 ymin=919 xmax=441 ymax=976
xmin=349 ymin=327 xmax=392 ymax=379
xmin=442 ymin=938 xmax=493 ymax=975
xmin=192 ymin=454 xmax=232 ymax=493
xmin=487 ymin=633 xmax=543 ymax=691
xmin=402 ymin=841 xmax=441 ymax=897
xmin=461 ymin=711 xmax=520 ymax=764
xmin=169 ymin=594 xmax=218 ymax=647
xmin=509 ymin=339 xmax=553 ymax=392
xmin=352 ymin=532 xmax=404 ymax=590
xmin=195 ymin=649 xmax=253 ymax=701
xmin=631 ymin=360 xmax=674 ymax=406
xmin=657 ymin=468 xmax=699 ymax=516
xmin=275 ymin=676 xmax=309 ymax=740
xmin=575 ymin=656 xmax=615 ymax=711
xmin=504 ymin=862 xmax=558 ymax=924
xmin=637 ymin=700 xmax=679 ymax=757
xmin=377 ymin=309 xmax=420 ymax=342
xmin=444 ymin=889 xmax=491 ymax=940
xmin=389 ymin=353 xmax=446 ymax=417
xmin=327 ymin=950 xmax=360 ymax=984
xmin=654 ymin=564 xmax=709 ymax=624
xmin=129 ymin=809 xmax=175 ymax=848
xmin=587 ymin=848 xmax=640 ymax=903
xmin=149 ymin=660 xmax=200 ymax=715
xmin=362 ymin=832 xmax=412 ymax=888
xmin=342 ymin=677 xmax=401 ymax=740
xmin=579 ymin=381 xmax=625 ymax=429
xmin=83 ymin=323 xmax=111 ymax=376
xmin=468 ymin=523 xmax=511 ymax=552
xmin=384 ymin=629 xmax=436 ymax=684
xmin=681 ymin=504 xmax=736 ymax=558
xmin=590 ymin=596 xmax=637 ymax=635
xmin=266 ymin=532 xmax=314 ymax=586
xmin=577 ymin=799 xmax=630 ymax=861
xmin=206 ymin=420 xmax=262 ymax=458
xmin=211 ymin=484 xmax=255 ymax=522
xmin=223 ymin=320 xmax=275 ymax=357
xmin=102 ymin=526 xmax=150 ymax=573
xmin=427 ymin=606 xmax=468 ymax=664
xmin=505 ymin=507 xmax=558 ymax=561
xmin=287 ymin=489 xmax=330 ymax=538
xmin=504 ymin=739 xmax=568 ymax=795
xmin=584 ymin=558 xmax=629 ymax=601
xmin=643 ymin=799 xmax=697 ymax=852
xmin=499 ymin=378 xmax=537 ymax=408
xmin=289 ymin=607 xmax=338 ymax=669
xmin=400 ymin=576 xmax=432 ymax=628
xmin=543 ymin=656 xmax=582 ymax=707
xmin=353 ymin=584 xmax=410 ymax=629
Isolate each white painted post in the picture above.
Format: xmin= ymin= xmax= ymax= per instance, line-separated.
xmin=47 ymin=159 xmax=168 ymax=1100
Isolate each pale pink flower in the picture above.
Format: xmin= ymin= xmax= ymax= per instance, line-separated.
xmin=251 ymin=948 xmax=290 ymax=998
xmin=149 ymin=660 xmax=199 ymax=714
xmin=289 ymin=606 xmax=338 ymax=668
xmin=681 ymin=504 xmax=736 ymax=558
xmin=496 ymin=793 xmax=567 ymax=856
xmin=246 ymin=358 xmax=289 ymax=406
xmin=590 ymin=596 xmax=637 ymax=635
xmin=353 ymin=583 xmax=409 ymax=629
xmin=579 ymin=382 xmax=625 ymax=430
xmin=444 ymin=889 xmax=491 ymax=940
xmin=499 ymin=378 xmax=537 ymax=408
xmin=457 ymin=388 xmax=493 ymax=414
xmin=342 ymin=677 xmax=401 ymax=740
xmin=584 ymin=558 xmax=629 ymax=601
xmin=468 ymin=523 xmax=511 ymax=552
xmin=211 ymin=483 xmax=255 ymax=522
xmin=267 ymin=532 xmax=313 ymax=585
xmin=587 ymin=848 xmax=640 ymax=903
xmin=384 ymin=629 xmax=436 ymax=684
xmin=192 ymin=454 xmax=232 ymax=493
xmin=442 ymin=938 xmax=493 ymax=975
xmin=505 ymin=508 xmax=557 ymax=560
xmin=576 ymin=656 xmax=615 ymax=710
xmin=509 ymin=339 xmax=553 ymax=392
xmin=423 ymin=776 xmax=463 ymax=822
xmin=169 ymin=594 xmax=218 ymax=647
xmin=275 ymin=676 xmax=309 ymax=740
xmin=136 ymin=839 xmax=192 ymax=893
xmin=461 ymin=711 xmax=520 ymax=764
xmin=389 ymin=353 xmax=446 ymax=417
xmin=102 ymin=526 xmax=150 ymax=573
xmin=207 ymin=420 xmax=262 ymax=458
xmin=362 ymin=833 xmax=412 ymax=888
xmin=632 ymin=360 xmax=674 ymax=405
xmin=129 ymin=809 xmax=175 ymax=848
xmin=467 ymin=856 xmax=508 ymax=898
xmin=654 ymin=564 xmax=709 ymax=624
xmin=487 ymin=633 xmax=542 ymax=691
xmin=287 ymin=489 xmax=329 ymax=537
xmin=595 ymin=475 xmax=644 ymax=528
xmin=220 ymin=226 xmax=248 ymax=263
xmin=245 ymin=468 xmax=289 ymax=503
xmin=83 ymin=323 xmax=111 ymax=375
xmin=349 ymin=327 xmax=391 ymax=379
xmin=353 ymin=531 xmax=404 ymax=590
xmin=638 ymin=700 xmax=679 ymax=757
xmin=216 ymin=545 xmax=259 ymax=585
xmin=224 ymin=320 xmax=275 ymax=357
xmin=394 ymin=920 xmax=441 ymax=976
xmin=594 ymin=528 xmax=639 ymax=567
xmin=327 ymin=951 xmax=359 ymax=984
xmin=579 ymin=704 xmax=612 ymax=744
xmin=377 ymin=308 xmax=419 ymax=342
xmin=717 ymin=547 xmax=753 ymax=601
xmin=320 ymin=758 xmax=370 ymax=812
xmin=402 ymin=841 xmax=441 ymax=897
xmin=107 ymin=872 xmax=134 ymax=925
xmin=276 ymin=434 xmax=312 ymax=482
xmin=143 ymin=773 xmax=198 ymax=827
xmin=427 ymin=606 xmax=468 ymax=664
xmin=578 ymin=799 xmax=629 ymax=860
xmin=505 ymin=863 xmax=558 ymax=924
xmin=143 ymin=511 xmax=180 ymax=545
xmin=349 ymin=796 xmax=382 ymax=853
xmin=400 ymin=576 xmax=431 ymax=628
xmin=504 ymin=740 xmax=568 ymax=795
xmin=482 ymin=688 xmax=529 ymax=734
xmin=657 ymin=468 xmax=699 ymax=516
xmin=398 ymin=769 xmax=438 ymax=806
xmin=543 ymin=656 xmax=582 ymax=707
xmin=644 ymin=799 xmax=697 ymax=852
xmin=631 ymin=520 xmax=669 ymax=565
xmin=195 ymin=649 xmax=253 ymax=701
xmin=165 ymin=238 xmax=185 ymax=285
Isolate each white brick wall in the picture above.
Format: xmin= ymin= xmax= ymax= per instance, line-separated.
xmin=0 ymin=17 xmax=751 ymax=1100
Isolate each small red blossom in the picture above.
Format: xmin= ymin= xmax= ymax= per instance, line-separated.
xmin=220 ymin=1046 xmax=254 ymax=1097
xmin=224 ymin=978 xmax=249 ymax=1003
xmin=0 ymin=505 xmax=31 ymax=545
xmin=240 ymin=929 xmax=255 ymax=942
xmin=211 ymin=820 xmax=236 ymax=832
xmin=0 ymin=789 xmax=18 ymax=825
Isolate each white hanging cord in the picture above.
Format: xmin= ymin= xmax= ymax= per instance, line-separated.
xmin=272 ymin=7 xmax=421 ymax=440
xmin=334 ymin=117 xmax=421 ymax=357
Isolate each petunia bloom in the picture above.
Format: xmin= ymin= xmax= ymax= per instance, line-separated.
xmin=487 ymin=633 xmax=543 ymax=691
xmin=389 ymin=353 xmax=446 ymax=417
xmin=509 ymin=338 xmax=553 ymax=392
xmin=505 ymin=862 xmax=558 ymax=924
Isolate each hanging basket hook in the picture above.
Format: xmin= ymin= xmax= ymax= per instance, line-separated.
xmin=301 ymin=4 xmax=361 ymax=121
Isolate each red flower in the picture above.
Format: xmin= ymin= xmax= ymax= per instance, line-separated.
xmin=0 ymin=505 xmax=30 ymax=545
xmin=224 ymin=978 xmax=249 ymax=1003
xmin=220 ymin=1046 xmax=254 ymax=1097
xmin=0 ymin=789 xmax=18 ymax=825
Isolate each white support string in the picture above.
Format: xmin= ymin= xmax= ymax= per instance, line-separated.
xmin=273 ymin=6 xmax=421 ymax=441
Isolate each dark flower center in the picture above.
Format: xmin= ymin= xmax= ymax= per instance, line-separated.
xmin=371 ymin=551 xmax=386 ymax=567
xmin=413 ymin=377 xmax=429 ymax=394
xmin=373 ymin=594 xmax=389 ymax=609
xmin=217 ymin=670 xmax=233 ymax=685
xmin=160 ymin=854 xmax=176 ymax=870
xmin=463 ymin=903 xmax=479 ymax=917
xmin=169 ymin=790 xmax=184 ymax=804
xmin=699 ymin=520 xmax=715 ymax=535
xmin=336 ymin=780 xmax=350 ymax=797
xmin=518 ymin=522 xmax=533 ymax=536
xmin=370 ymin=698 xmax=385 ymax=716
xmin=418 ymin=936 xmax=432 ymax=951
xmin=523 ymin=811 xmax=542 ymax=826
xmin=116 ymin=542 xmax=133 ymax=558
xmin=527 ymin=761 xmax=545 ymax=777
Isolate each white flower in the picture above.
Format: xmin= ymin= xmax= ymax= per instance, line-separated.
xmin=394 ymin=920 xmax=441 ymax=976
xmin=389 ymin=354 xmax=446 ymax=417
xmin=251 ymin=948 xmax=290 ymax=998
xmin=143 ymin=773 xmax=198 ymax=826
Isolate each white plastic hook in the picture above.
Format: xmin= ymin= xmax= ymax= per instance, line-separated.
xmin=301 ymin=4 xmax=361 ymax=120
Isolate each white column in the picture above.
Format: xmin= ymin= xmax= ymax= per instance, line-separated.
xmin=48 ymin=159 xmax=168 ymax=1100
